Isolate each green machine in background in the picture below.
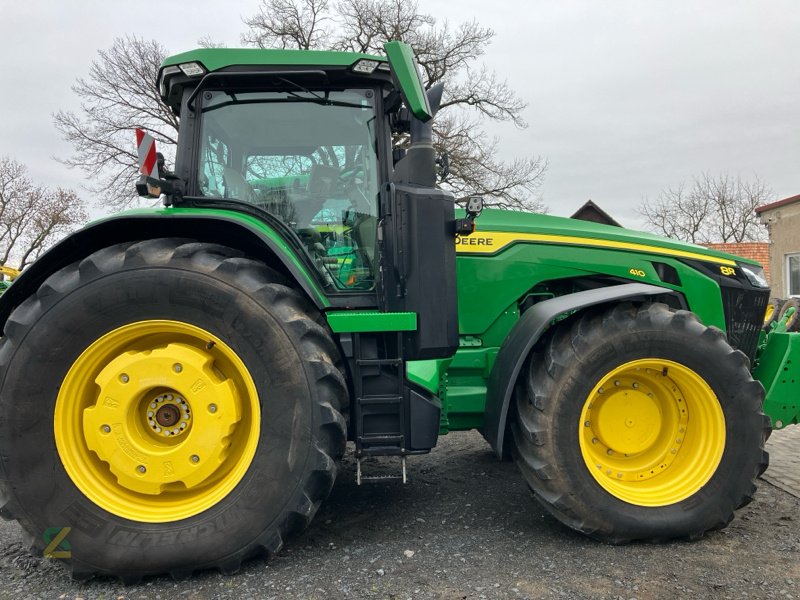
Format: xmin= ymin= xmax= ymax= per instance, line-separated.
xmin=0 ymin=41 xmax=794 ymax=581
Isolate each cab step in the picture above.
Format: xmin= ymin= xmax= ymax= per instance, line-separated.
xmin=356 ymin=456 xmax=408 ymax=485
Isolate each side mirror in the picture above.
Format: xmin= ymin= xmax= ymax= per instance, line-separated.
xmin=384 ymin=41 xmax=432 ymax=122
xmin=436 ymin=152 xmax=449 ymax=181
xmin=136 ymin=174 xmax=174 ymax=199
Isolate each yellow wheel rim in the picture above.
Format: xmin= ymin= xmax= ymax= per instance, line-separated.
xmin=579 ymin=359 xmax=725 ymax=506
xmin=764 ymin=303 xmax=775 ymax=325
xmin=54 ymin=320 xmax=261 ymax=522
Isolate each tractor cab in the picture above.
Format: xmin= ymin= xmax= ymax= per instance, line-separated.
xmin=153 ymin=42 xmax=459 ymax=361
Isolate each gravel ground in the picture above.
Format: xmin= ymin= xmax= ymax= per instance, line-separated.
xmin=1 ymin=430 xmax=798 ymax=600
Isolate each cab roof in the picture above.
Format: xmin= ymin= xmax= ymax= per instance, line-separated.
xmin=158 ymin=47 xmax=389 ymax=114
xmin=161 ymin=47 xmax=385 ymax=72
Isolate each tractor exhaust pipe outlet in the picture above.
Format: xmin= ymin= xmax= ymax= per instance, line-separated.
xmin=393 ymin=83 xmax=445 ymax=188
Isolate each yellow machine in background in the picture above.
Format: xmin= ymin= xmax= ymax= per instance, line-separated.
xmin=0 ymin=266 xmax=20 ymax=294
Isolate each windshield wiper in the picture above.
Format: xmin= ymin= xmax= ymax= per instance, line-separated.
xmin=201 ymin=94 xmax=370 ymax=113
xmin=277 ymin=77 xmax=325 ymax=101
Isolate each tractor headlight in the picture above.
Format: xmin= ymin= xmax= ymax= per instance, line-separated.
xmin=739 ymin=263 xmax=769 ymax=289
xmin=178 ymin=62 xmax=207 ymax=77
xmin=352 ymin=59 xmax=380 ymax=74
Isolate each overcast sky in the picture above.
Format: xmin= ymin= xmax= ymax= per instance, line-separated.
xmin=0 ymin=1 xmax=797 ymax=228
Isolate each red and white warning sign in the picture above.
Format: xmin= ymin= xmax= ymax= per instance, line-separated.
xmin=135 ymin=129 xmax=159 ymax=179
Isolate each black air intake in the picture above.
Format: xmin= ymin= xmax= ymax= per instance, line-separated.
xmin=720 ymin=286 xmax=770 ymax=363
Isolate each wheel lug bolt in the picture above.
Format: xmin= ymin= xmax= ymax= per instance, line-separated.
xmin=120 ymin=373 xmax=129 ymax=383
xmin=173 ymin=363 xmax=183 ymax=373
xmin=597 ymin=387 xmax=604 ymax=394
xmin=101 ymin=424 xmax=111 ymax=433
xmin=190 ymin=455 xmax=200 ymax=463
xmin=632 ymin=382 xmax=639 ymax=389
xmin=584 ymin=421 xmax=591 ymax=427
xmin=592 ymin=438 xmax=599 ymax=444
xmin=614 ymin=380 xmax=620 ymax=387
xmin=137 ymin=465 xmax=146 ymax=473
xmin=607 ymin=449 xmax=614 ymax=455
xmin=208 ymin=404 xmax=217 ymax=414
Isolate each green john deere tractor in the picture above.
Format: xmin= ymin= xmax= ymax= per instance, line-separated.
xmin=0 ymin=42 xmax=796 ymax=581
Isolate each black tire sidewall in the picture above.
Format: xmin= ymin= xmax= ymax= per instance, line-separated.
xmin=0 ymin=262 xmax=327 ymax=574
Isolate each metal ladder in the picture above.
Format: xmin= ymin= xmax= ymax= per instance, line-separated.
xmin=352 ymin=332 xmax=408 ymax=484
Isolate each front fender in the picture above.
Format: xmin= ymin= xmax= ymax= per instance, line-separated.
xmin=484 ymin=283 xmax=681 ymax=458
xmin=0 ymin=209 xmax=332 ymax=334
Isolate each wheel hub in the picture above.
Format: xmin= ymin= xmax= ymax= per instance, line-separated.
xmin=579 ymin=359 xmax=726 ymax=506
xmin=148 ymin=393 xmax=191 ymax=436
xmin=82 ymin=342 xmax=242 ymax=495
xmin=594 ymin=389 xmax=661 ymax=455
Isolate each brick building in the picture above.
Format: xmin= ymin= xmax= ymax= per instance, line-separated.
xmin=703 ymin=242 xmax=771 ymax=286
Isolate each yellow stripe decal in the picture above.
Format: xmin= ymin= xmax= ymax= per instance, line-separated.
xmin=455 ymin=231 xmax=736 ymax=266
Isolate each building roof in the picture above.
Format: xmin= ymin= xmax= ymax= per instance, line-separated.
xmin=570 ymin=200 xmax=621 ymax=227
xmin=755 ymin=193 xmax=800 ymax=214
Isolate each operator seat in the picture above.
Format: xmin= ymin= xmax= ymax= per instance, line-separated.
xmin=222 ymin=167 xmax=256 ymax=203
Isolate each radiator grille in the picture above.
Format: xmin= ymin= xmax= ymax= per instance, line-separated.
xmin=720 ymin=286 xmax=770 ymax=363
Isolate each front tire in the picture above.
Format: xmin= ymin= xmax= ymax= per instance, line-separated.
xmin=511 ymin=302 xmax=769 ymax=543
xmin=763 ymin=297 xmax=785 ymax=331
xmin=0 ymin=239 xmax=347 ymax=580
xmin=777 ymin=297 xmax=800 ymax=332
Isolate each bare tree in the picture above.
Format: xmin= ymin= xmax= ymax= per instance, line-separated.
xmin=242 ymin=0 xmax=332 ymax=50
xmin=242 ymin=0 xmax=547 ymax=211
xmin=639 ymin=173 xmax=770 ymax=243
xmin=58 ymin=6 xmax=546 ymax=212
xmin=0 ymin=158 xmax=88 ymax=269
xmin=197 ymin=35 xmax=227 ymax=49
xmin=54 ymin=36 xmax=178 ymax=208
xmin=434 ymin=112 xmax=546 ymax=211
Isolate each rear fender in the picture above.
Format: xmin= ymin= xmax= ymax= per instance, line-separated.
xmin=0 ymin=212 xmax=331 ymax=334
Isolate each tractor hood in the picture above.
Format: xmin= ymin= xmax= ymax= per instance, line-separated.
xmin=461 ymin=208 xmax=759 ymax=268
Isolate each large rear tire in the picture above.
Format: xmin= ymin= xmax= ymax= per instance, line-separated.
xmin=511 ymin=302 xmax=769 ymax=543
xmin=0 ymin=239 xmax=347 ymax=580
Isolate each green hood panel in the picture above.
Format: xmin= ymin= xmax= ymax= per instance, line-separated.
xmin=461 ymin=209 xmax=757 ymax=267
